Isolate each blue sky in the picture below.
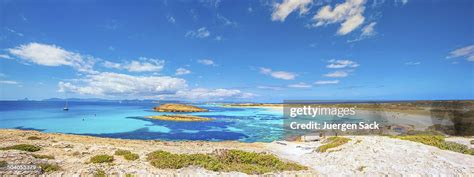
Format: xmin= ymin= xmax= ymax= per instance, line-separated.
xmin=0 ymin=0 xmax=473 ymax=102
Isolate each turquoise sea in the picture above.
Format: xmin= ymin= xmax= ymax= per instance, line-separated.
xmin=0 ymin=101 xmax=287 ymax=142
xmin=0 ymin=101 xmax=389 ymax=142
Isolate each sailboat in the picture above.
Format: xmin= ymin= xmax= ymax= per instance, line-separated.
xmin=63 ymin=99 xmax=69 ymax=111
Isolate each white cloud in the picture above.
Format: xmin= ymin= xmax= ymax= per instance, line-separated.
xmin=313 ymin=0 xmax=366 ymax=35
xmin=197 ymin=59 xmax=217 ymax=66
xmin=396 ymin=0 xmax=408 ymax=5
xmin=315 ymin=80 xmax=340 ymax=85
xmin=288 ymin=82 xmax=312 ymax=88
xmin=0 ymin=54 xmax=13 ymax=60
xmin=217 ymin=14 xmax=237 ymax=26
xmin=58 ymin=72 xmax=187 ymax=96
xmin=405 ymin=61 xmax=421 ymax=65
xmin=446 ymin=45 xmax=474 ymax=61
xmin=175 ymin=67 xmax=191 ymax=75
xmin=58 ymin=71 xmax=252 ymax=100
xmin=7 ymin=43 xmax=96 ymax=73
xmin=271 ymin=0 xmax=312 ymax=22
xmin=324 ymin=70 xmax=349 ymax=77
xmin=167 ymin=16 xmax=176 ymax=24
xmin=257 ymin=85 xmax=284 ymax=91
xmin=172 ymin=88 xmax=251 ymax=100
xmin=102 ymin=58 xmax=165 ymax=72
xmin=361 ymin=22 xmax=376 ymax=37
xmin=0 ymin=80 xmax=19 ymax=85
xmin=185 ymin=27 xmax=211 ymax=38
xmin=5 ymin=28 xmax=24 ymax=37
xmin=326 ymin=59 xmax=359 ymax=69
xmin=215 ymin=36 xmax=223 ymax=41
xmin=260 ymin=67 xmax=297 ymax=80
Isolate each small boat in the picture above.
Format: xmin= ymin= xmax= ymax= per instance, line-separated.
xmin=63 ymin=100 xmax=69 ymax=111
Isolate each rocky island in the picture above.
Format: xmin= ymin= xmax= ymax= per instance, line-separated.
xmin=153 ymin=103 xmax=208 ymax=112
xmin=145 ymin=115 xmax=213 ymax=122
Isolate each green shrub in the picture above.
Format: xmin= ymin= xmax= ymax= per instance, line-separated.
xmin=114 ymin=149 xmax=131 ymax=156
xmin=90 ymin=155 xmax=114 ymax=163
xmin=94 ymin=169 xmax=106 ymax=177
xmin=32 ymin=154 xmax=55 ymax=159
xmin=125 ymin=174 xmax=133 ymax=177
xmin=146 ymin=149 xmax=307 ymax=174
xmin=0 ymin=161 xmax=7 ymax=168
xmin=27 ymin=136 xmax=41 ymax=140
xmin=1 ymin=144 xmax=41 ymax=152
xmin=393 ymin=135 xmax=474 ymax=155
xmin=38 ymin=163 xmax=61 ymax=172
xmin=316 ymin=137 xmax=351 ymax=152
xmin=115 ymin=149 xmax=139 ymax=161
xmin=124 ymin=153 xmax=139 ymax=161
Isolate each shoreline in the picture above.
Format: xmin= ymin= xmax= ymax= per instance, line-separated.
xmin=1 ymin=129 xmax=473 ymax=176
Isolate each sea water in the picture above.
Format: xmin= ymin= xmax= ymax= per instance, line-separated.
xmin=0 ymin=101 xmax=390 ymax=142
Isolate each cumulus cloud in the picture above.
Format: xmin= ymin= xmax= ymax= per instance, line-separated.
xmin=103 ymin=58 xmax=165 ymax=72
xmin=197 ymin=59 xmax=217 ymax=66
xmin=288 ymin=82 xmax=312 ymax=88
xmin=324 ymin=70 xmax=349 ymax=77
xmin=446 ymin=45 xmax=474 ymax=61
xmin=58 ymin=72 xmax=253 ymax=100
xmin=312 ymin=0 xmax=366 ymax=35
xmin=271 ymin=0 xmax=312 ymax=22
xmin=260 ymin=67 xmax=297 ymax=80
xmin=7 ymin=43 xmax=96 ymax=73
xmin=58 ymin=72 xmax=187 ymax=96
xmin=315 ymin=80 xmax=340 ymax=85
xmin=175 ymin=67 xmax=191 ymax=75
xmin=185 ymin=27 xmax=211 ymax=38
xmin=326 ymin=59 xmax=359 ymax=69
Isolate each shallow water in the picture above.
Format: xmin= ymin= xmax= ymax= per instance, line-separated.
xmin=0 ymin=101 xmax=429 ymax=142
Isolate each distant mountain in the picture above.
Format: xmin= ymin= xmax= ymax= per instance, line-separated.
xmin=41 ymin=98 xmax=183 ymax=103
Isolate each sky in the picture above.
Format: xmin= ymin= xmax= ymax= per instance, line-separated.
xmin=0 ymin=0 xmax=473 ymax=102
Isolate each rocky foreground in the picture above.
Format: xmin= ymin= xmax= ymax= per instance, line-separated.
xmin=0 ymin=129 xmax=473 ymax=176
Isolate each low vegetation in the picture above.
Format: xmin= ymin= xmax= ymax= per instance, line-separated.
xmin=33 ymin=154 xmax=55 ymax=159
xmin=27 ymin=136 xmax=41 ymax=140
xmin=392 ymin=135 xmax=474 ymax=155
xmin=1 ymin=144 xmax=41 ymax=152
xmin=38 ymin=163 xmax=61 ymax=172
xmin=90 ymin=155 xmax=114 ymax=163
xmin=146 ymin=149 xmax=307 ymax=174
xmin=316 ymin=137 xmax=351 ymax=152
xmin=115 ymin=149 xmax=139 ymax=161
xmin=114 ymin=150 xmax=132 ymax=156
xmin=0 ymin=161 xmax=7 ymax=168
xmin=471 ymin=140 xmax=474 ymax=145
xmin=146 ymin=115 xmax=213 ymax=122
xmin=94 ymin=169 xmax=106 ymax=177
xmin=153 ymin=103 xmax=208 ymax=112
